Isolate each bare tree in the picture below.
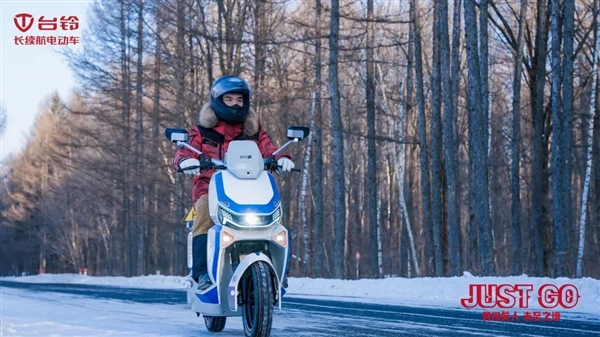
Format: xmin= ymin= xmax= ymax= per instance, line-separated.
xmin=450 ymin=0 xmax=464 ymax=272
xmin=300 ymin=0 xmax=323 ymax=274
xmin=411 ymin=0 xmax=434 ymax=276
xmin=531 ymin=0 xmax=551 ymax=277
xmin=562 ymin=0 xmax=575 ymax=274
xmin=135 ymin=0 xmax=146 ymax=276
xmin=215 ymin=0 xmax=251 ymax=75
xmin=464 ymin=0 xmax=495 ymax=275
xmin=366 ymin=0 xmax=379 ymax=279
xmin=393 ymin=51 xmax=420 ymax=277
xmin=510 ymin=0 xmax=528 ymax=276
xmin=550 ymin=0 xmax=567 ymax=277
xmin=576 ymin=0 xmax=600 ymax=278
xmin=440 ymin=0 xmax=461 ymax=276
xmin=329 ymin=0 xmax=346 ymax=279
xmin=312 ymin=0 xmax=325 ymax=279
xmin=430 ymin=0 xmax=444 ymax=277
xmin=118 ymin=0 xmax=135 ymax=276
xmin=173 ymin=0 xmax=187 ymax=275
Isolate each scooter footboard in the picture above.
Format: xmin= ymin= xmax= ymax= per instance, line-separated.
xmin=227 ymin=252 xmax=280 ymax=312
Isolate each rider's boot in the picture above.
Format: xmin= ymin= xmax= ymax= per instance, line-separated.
xmin=192 ymin=234 xmax=213 ymax=291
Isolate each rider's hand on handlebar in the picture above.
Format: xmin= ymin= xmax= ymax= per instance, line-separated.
xmin=179 ymin=158 xmax=200 ymax=175
xmin=277 ymin=158 xmax=295 ymax=174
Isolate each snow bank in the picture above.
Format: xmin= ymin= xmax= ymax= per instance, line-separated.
xmin=288 ymin=272 xmax=600 ymax=315
xmin=0 ymin=273 xmax=188 ymax=289
xmin=2 ymin=272 xmax=599 ymax=316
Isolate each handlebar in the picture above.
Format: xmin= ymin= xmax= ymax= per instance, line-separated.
xmin=176 ymin=141 xmax=301 ymax=174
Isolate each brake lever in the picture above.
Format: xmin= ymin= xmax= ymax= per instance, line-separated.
xmin=199 ymin=155 xmax=215 ymax=170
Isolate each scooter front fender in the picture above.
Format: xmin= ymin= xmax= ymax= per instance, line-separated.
xmin=227 ymin=252 xmax=276 ymax=312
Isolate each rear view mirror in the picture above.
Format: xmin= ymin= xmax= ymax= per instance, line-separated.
xmin=286 ymin=126 xmax=310 ymax=141
xmin=165 ymin=128 xmax=189 ymax=143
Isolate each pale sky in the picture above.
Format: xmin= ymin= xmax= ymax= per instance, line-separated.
xmin=1 ymin=0 xmax=93 ymax=161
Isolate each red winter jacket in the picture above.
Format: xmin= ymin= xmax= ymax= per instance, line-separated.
xmin=173 ymin=103 xmax=291 ymax=203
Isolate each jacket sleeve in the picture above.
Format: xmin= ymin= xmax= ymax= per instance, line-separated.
xmin=172 ymin=126 xmax=203 ymax=170
xmin=257 ymin=128 xmax=292 ymax=161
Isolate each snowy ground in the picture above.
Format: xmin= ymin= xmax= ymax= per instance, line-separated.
xmin=2 ymin=272 xmax=599 ymax=314
xmin=1 ymin=273 xmax=599 ymax=336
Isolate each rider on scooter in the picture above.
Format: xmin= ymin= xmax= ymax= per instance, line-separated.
xmin=172 ymin=75 xmax=294 ymax=290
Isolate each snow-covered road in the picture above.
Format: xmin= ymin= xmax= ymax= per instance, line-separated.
xmin=2 ymin=280 xmax=599 ymax=336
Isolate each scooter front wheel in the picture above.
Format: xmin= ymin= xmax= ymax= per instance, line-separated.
xmin=241 ymin=261 xmax=274 ymax=337
xmin=204 ymin=316 xmax=226 ymax=332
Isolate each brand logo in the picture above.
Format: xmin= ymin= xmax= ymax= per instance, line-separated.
xmin=13 ymin=13 xmax=80 ymax=46
xmin=461 ymin=283 xmax=579 ymax=309
xmin=460 ymin=283 xmax=580 ymax=322
xmin=14 ymin=13 xmax=35 ymax=33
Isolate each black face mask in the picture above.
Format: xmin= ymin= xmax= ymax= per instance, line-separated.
xmin=211 ymin=96 xmax=250 ymax=123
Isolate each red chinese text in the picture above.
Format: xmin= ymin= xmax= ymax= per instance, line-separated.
xmin=481 ymin=311 xmax=561 ymax=322
xmin=14 ymin=36 xmax=80 ymax=46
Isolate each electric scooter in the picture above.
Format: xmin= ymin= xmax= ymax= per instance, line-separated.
xmin=165 ymin=125 xmax=309 ymax=337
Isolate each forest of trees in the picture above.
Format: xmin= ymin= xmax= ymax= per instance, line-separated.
xmin=1 ymin=0 xmax=600 ymax=280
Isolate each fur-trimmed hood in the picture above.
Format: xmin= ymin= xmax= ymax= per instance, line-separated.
xmin=198 ymin=103 xmax=260 ymax=136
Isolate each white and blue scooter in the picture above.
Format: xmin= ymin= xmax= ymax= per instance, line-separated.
xmin=165 ymin=126 xmax=309 ymax=337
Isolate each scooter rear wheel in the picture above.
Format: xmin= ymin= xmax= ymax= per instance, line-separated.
xmin=204 ymin=316 xmax=226 ymax=332
xmin=241 ymin=261 xmax=274 ymax=337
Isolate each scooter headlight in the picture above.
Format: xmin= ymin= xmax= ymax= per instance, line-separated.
xmin=218 ymin=205 xmax=282 ymax=228
xmin=244 ymin=214 xmax=261 ymax=225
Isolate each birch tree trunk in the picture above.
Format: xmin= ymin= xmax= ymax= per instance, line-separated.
xmin=403 ymin=15 xmax=417 ymax=276
xmin=594 ymin=79 xmax=600 ymax=273
xmin=301 ymin=90 xmax=316 ymax=274
xmin=576 ymin=0 xmax=600 ymax=278
xmin=395 ymin=65 xmax=420 ymax=277
xmin=511 ymin=0 xmax=527 ymax=276
xmin=329 ymin=0 xmax=346 ymax=279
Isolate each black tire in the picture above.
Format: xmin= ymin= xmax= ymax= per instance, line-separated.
xmin=204 ymin=316 xmax=226 ymax=332
xmin=241 ymin=261 xmax=274 ymax=337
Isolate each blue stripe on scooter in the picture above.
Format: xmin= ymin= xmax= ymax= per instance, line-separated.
xmin=214 ymin=172 xmax=279 ymax=214
xmin=211 ymin=225 xmax=222 ymax=281
xmin=196 ymin=287 xmax=218 ymax=304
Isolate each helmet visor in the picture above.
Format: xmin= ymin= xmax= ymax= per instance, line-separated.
xmin=210 ymin=77 xmax=251 ymax=99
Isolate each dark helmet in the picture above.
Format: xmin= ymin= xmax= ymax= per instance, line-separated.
xmin=210 ymin=75 xmax=252 ymax=123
